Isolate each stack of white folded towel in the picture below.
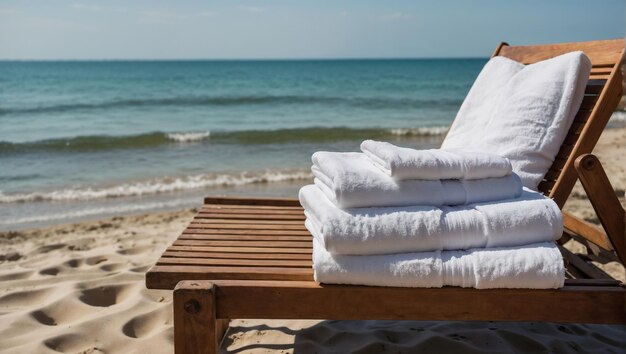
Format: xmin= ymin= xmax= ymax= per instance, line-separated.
xmin=298 ymin=50 xmax=593 ymax=290
xmin=300 ymin=145 xmax=563 ymax=289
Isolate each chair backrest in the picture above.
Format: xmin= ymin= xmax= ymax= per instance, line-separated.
xmin=491 ymin=39 xmax=624 ymax=208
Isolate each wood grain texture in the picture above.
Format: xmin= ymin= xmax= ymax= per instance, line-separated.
xmin=497 ymin=39 xmax=624 ymax=66
xmin=563 ymin=211 xmax=613 ymax=251
xmin=208 ymin=280 xmax=626 ymax=324
xmin=174 ymin=281 xmax=220 ymax=354
xmin=575 ymin=154 xmax=626 ymax=264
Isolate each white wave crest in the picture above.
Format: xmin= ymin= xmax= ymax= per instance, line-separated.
xmin=166 ymin=131 xmax=211 ymax=142
xmin=389 ymin=126 xmax=449 ymax=136
xmin=0 ymin=169 xmax=312 ymax=204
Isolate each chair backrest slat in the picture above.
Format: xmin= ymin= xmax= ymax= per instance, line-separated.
xmin=491 ymin=39 xmax=624 ymax=208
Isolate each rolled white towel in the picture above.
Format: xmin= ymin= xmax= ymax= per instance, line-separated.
xmin=312 ymin=151 xmax=522 ymax=208
xmin=312 ymin=238 xmax=565 ymax=289
xmin=299 ymin=184 xmax=562 ymax=255
xmin=360 ymin=140 xmax=513 ymax=180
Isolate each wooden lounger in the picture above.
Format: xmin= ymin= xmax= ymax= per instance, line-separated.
xmin=145 ymin=39 xmax=626 ymax=354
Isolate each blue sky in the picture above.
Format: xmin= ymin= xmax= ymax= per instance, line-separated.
xmin=1 ymin=0 xmax=624 ymax=59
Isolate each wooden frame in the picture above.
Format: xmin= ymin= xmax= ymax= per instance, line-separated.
xmin=146 ymin=39 xmax=626 ymax=354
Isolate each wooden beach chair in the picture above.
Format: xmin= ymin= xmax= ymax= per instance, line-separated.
xmin=145 ymin=39 xmax=626 ymax=354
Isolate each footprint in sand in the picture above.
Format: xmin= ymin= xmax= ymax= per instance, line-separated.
xmin=31 ymin=296 xmax=94 ymax=326
xmin=64 ymin=258 xmax=84 ymax=268
xmin=78 ymin=283 xmax=138 ymax=307
xmin=99 ymin=262 xmax=127 ymax=272
xmin=85 ymin=256 xmax=108 ymax=266
xmin=129 ymin=265 xmax=151 ymax=273
xmin=43 ymin=333 xmax=103 ymax=353
xmin=0 ymin=269 xmax=35 ymax=281
xmin=40 ymin=267 xmax=61 ymax=276
xmin=122 ymin=306 xmax=171 ymax=338
xmin=117 ymin=245 xmax=154 ymax=256
xmin=0 ymin=287 xmax=57 ymax=308
xmin=35 ymin=243 xmax=66 ymax=253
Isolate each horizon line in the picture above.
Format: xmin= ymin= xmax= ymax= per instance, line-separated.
xmin=0 ymin=56 xmax=490 ymax=62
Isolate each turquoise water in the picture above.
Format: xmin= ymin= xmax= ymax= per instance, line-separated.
xmin=1 ymin=59 xmax=487 ymax=229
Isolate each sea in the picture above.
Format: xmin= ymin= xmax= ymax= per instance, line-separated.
xmin=1 ymin=59 xmax=624 ymax=230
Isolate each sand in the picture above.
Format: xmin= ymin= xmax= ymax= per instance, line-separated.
xmin=1 ymin=128 xmax=625 ymax=354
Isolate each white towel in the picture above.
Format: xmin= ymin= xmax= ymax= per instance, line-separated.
xmin=442 ymin=52 xmax=592 ymax=190
xmin=359 ymin=141 xmax=513 ymax=180
xmin=299 ymin=184 xmax=562 ymax=255
xmin=312 ymin=151 xmax=522 ymax=208
xmin=313 ymin=238 xmax=565 ymax=289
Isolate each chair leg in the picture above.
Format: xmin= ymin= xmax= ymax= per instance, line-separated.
xmin=174 ymin=281 xmax=229 ymax=354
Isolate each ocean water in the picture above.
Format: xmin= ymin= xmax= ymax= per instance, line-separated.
xmin=1 ymin=59 xmax=622 ymax=230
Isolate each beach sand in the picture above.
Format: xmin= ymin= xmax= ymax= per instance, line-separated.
xmin=1 ymin=128 xmax=625 ymax=354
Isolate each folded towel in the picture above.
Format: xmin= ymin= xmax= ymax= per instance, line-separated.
xmin=299 ymin=184 xmax=562 ymax=255
xmin=312 ymin=151 xmax=522 ymax=208
xmin=360 ymin=141 xmax=512 ymax=180
xmin=442 ymin=52 xmax=592 ymax=189
xmin=312 ymin=238 xmax=564 ymax=289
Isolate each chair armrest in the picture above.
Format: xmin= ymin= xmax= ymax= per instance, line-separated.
xmin=574 ymin=154 xmax=626 ymax=264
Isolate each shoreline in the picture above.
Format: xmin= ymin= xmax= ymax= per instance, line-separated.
xmin=1 ymin=127 xmax=625 ymax=353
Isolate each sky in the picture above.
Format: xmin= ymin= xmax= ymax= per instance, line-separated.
xmin=0 ymin=0 xmax=624 ymax=60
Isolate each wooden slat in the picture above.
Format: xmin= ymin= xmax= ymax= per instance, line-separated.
xmin=579 ymin=95 xmax=599 ymax=110
xmin=203 ymin=203 xmax=301 ymax=209
xmin=204 ymin=196 xmax=301 ymax=207
xmin=173 ymin=240 xmax=311 ymax=248
xmin=573 ymin=110 xmax=592 ymax=123
xmin=555 ymin=144 xmax=575 ymax=160
xmin=588 ymin=74 xmax=611 ymax=80
xmin=164 ymin=245 xmax=313 ymax=254
xmin=146 ymin=265 xmax=313 ymax=288
xmin=590 ymin=67 xmax=613 ymax=75
xmin=497 ymin=39 xmax=624 ymax=66
xmin=182 ymin=228 xmax=310 ymax=236
xmin=559 ymin=246 xmax=613 ymax=280
xmin=562 ymin=130 xmax=581 ymax=145
xmin=584 ymin=79 xmax=607 ymax=95
xmin=564 ymin=278 xmax=621 ymax=286
xmin=196 ymin=212 xmax=304 ymax=220
xmin=187 ymin=223 xmax=306 ymax=231
xmin=162 ymin=250 xmax=312 ymax=260
xmin=562 ymin=211 xmax=613 ymax=251
xmin=157 ymin=257 xmax=312 ymax=268
xmin=179 ymin=234 xmax=311 ymax=241
xmin=191 ymin=218 xmax=305 ymax=225
xmin=543 ymin=168 xmax=561 ymax=182
xmin=195 ymin=280 xmax=626 ymax=324
xmin=538 ymin=180 xmax=556 ymax=193
xmin=199 ymin=206 xmax=304 ymax=215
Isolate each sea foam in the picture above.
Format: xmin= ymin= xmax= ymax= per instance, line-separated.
xmin=0 ymin=169 xmax=312 ymax=204
xmin=166 ymin=131 xmax=211 ymax=142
